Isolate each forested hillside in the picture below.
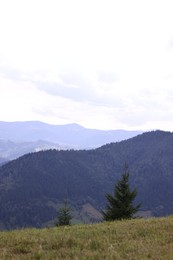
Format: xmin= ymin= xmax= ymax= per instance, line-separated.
xmin=0 ymin=130 xmax=173 ymax=229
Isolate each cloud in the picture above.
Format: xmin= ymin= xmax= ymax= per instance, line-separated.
xmin=167 ymin=37 xmax=173 ymax=49
xmin=0 ymin=66 xmax=38 ymax=83
xmin=59 ymin=73 xmax=90 ymax=88
xmin=1 ymin=68 xmax=173 ymax=131
xmin=36 ymin=74 xmax=125 ymax=109
xmin=0 ymin=67 xmax=22 ymax=80
xmin=115 ymin=85 xmax=173 ymax=129
xmin=38 ymin=81 xmax=93 ymax=103
xmin=35 ymin=71 xmax=96 ymax=103
xmin=97 ymin=70 xmax=119 ymax=84
xmin=0 ymin=65 xmax=125 ymax=110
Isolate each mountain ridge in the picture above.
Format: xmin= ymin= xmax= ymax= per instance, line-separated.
xmin=0 ymin=120 xmax=143 ymax=146
xmin=0 ymin=121 xmax=143 ymax=160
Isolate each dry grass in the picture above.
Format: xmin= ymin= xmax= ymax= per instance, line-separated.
xmin=0 ymin=216 xmax=173 ymax=259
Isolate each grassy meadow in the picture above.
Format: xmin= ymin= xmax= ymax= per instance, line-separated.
xmin=0 ymin=217 xmax=173 ymax=259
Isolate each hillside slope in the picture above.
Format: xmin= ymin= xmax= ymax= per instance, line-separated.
xmin=0 ymin=217 xmax=173 ymax=259
xmin=0 ymin=130 xmax=173 ymax=229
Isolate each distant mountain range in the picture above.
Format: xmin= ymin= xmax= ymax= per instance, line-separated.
xmin=0 ymin=139 xmax=69 ymax=161
xmin=0 ymin=121 xmax=142 ymax=160
xmin=0 ymin=130 xmax=173 ymax=230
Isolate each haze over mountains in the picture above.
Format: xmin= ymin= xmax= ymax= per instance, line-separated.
xmin=0 ymin=121 xmax=142 ymax=161
xmin=0 ymin=130 xmax=173 ymax=230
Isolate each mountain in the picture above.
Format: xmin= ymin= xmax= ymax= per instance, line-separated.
xmin=0 ymin=121 xmax=143 ymax=160
xmin=0 ymin=121 xmax=142 ymax=148
xmin=0 ymin=130 xmax=173 ymax=230
xmin=0 ymin=157 xmax=7 ymax=165
xmin=0 ymin=139 xmax=70 ymax=161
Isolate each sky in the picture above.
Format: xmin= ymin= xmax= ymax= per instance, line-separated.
xmin=0 ymin=0 xmax=173 ymax=130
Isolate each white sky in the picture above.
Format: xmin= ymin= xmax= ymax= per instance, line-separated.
xmin=0 ymin=0 xmax=173 ymax=130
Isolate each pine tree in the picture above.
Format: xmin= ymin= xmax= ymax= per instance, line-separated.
xmin=102 ymin=165 xmax=141 ymax=221
xmin=56 ymin=201 xmax=72 ymax=226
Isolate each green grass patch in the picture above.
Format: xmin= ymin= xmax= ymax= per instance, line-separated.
xmin=0 ymin=217 xmax=173 ymax=259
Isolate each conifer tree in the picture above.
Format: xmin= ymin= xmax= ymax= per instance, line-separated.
xmin=102 ymin=165 xmax=140 ymax=221
xmin=56 ymin=201 xmax=72 ymax=226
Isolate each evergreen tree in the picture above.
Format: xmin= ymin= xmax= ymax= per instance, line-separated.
xmin=56 ymin=201 xmax=72 ymax=226
xmin=102 ymin=165 xmax=140 ymax=221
